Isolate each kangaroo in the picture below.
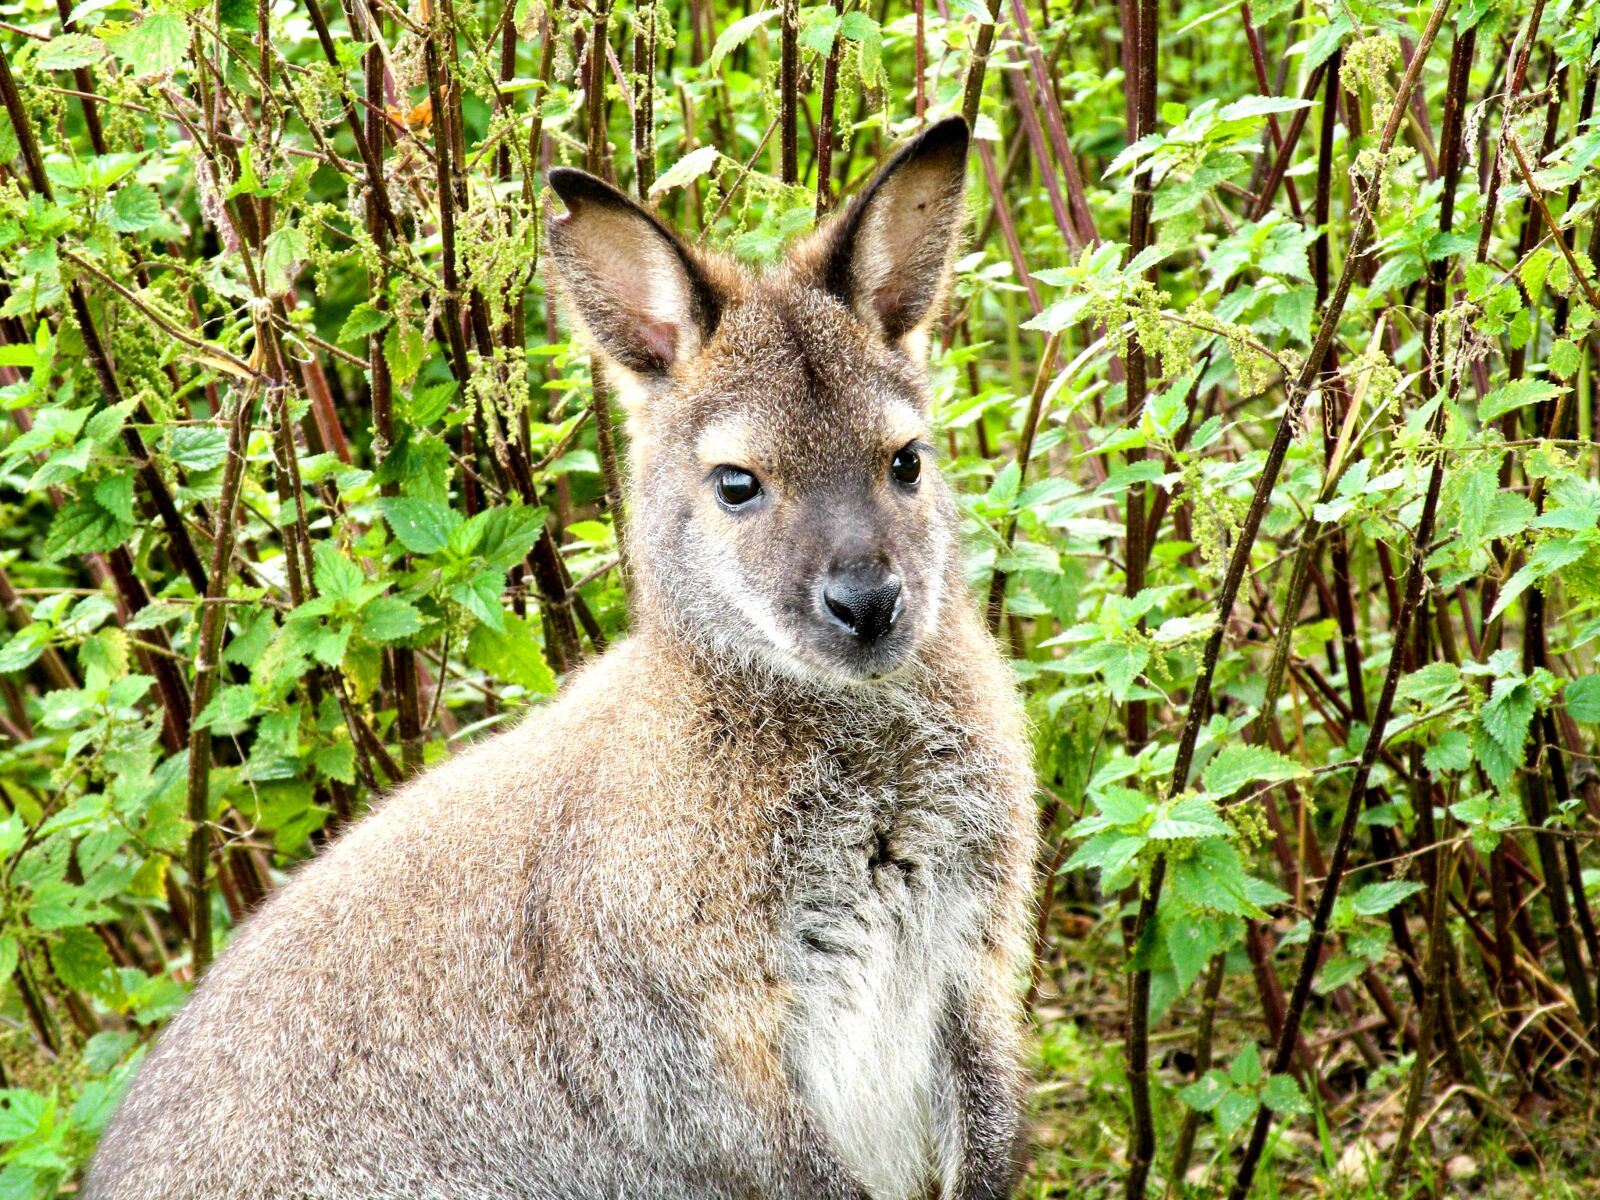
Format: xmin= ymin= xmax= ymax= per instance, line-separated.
xmin=86 ymin=115 xmax=1036 ymax=1200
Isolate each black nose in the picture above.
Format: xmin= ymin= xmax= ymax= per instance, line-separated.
xmin=821 ymin=571 xmax=903 ymax=643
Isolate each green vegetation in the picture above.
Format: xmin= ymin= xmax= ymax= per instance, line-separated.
xmin=1 ymin=0 xmax=1598 ymax=1193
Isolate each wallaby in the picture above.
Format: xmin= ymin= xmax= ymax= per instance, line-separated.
xmin=86 ymin=115 xmax=1036 ymax=1200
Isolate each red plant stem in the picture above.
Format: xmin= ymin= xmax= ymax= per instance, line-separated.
xmin=779 ymin=0 xmax=799 ymax=183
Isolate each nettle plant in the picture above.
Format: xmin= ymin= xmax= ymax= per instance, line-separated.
xmin=0 ymin=0 xmax=1599 ymax=1192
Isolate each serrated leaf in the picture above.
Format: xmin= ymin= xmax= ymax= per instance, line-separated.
xmin=109 ymin=183 xmax=162 ymax=232
xmin=449 ymin=571 xmax=507 ymax=632
xmin=706 ymin=7 xmax=780 ymax=73
xmin=166 ymin=425 xmax=229 ymax=471
xmin=1565 ymin=676 xmax=1600 ymax=723
xmin=1351 ymin=879 xmax=1425 ymax=916
xmin=337 ymin=302 xmax=391 ymax=344
xmin=44 ymin=498 xmax=133 ymax=558
xmin=93 ymin=471 xmax=136 ymax=525
xmin=1201 ymin=744 xmax=1307 ymax=797
xmin=108 ymin=11 xmax=187 ymax=77
xmin=360 ymin=596 xmax=422 ymax=642
xmin=466 ymin=611 xmax=556 ymax=693
xmin=1479 ymin=379 xmax=1563 ymax=423
xmin=1262 ymin=1073 xmax=1311 ymax=1116
xmin=380 ymin=497 xmax=459 ymax=555
xmin=311 ymin=542 xmax=365 ymax=601
xmin=1424 ymin=729 xmax=1472 ymax=773
xmin=38 ymin=32 xmax=106 ymax=70
xmin=650 ymin=145 xmax=721 ymax=197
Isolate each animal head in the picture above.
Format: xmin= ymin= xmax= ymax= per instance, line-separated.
xmin=547 ymin=118 xmax=971 ymax=685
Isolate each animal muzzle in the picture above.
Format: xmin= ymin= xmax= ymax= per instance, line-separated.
xmin=821 ymin=567 xmax=904 ymax=643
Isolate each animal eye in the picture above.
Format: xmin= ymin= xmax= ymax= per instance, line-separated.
xmin=890 ymin=445 xmax=922 ymax=486
xmin=715 ymin=467 xmax=763 ymax=508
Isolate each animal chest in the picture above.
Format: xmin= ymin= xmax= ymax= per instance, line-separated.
xmin=778 ymin=755 xmax=997 ymax=1200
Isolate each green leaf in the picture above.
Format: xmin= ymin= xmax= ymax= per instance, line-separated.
xmin=1262 ymin=1073 xmax=1311 ymax=1116
xmin=44 ymin=498 xmax=133 ymax=558
xmin=1178 ymin=1070 xmax=1228 ymax=1112
xmin=1565 ymin=676 xmax=1600 ymax=723
xmin=449 ymin=571 xmax=507 ymax=632
xmin=1229 ymin=1041 xmax=1263 ymax=1086
xmin=1479 ymin=676 xmax=1536 ymax=757
xmin=706 ymin=8 xmax=780 ymax=73
xmin=1200 ymin=744 xmax=1307 ymax=797
xmin=108 ymin=12 xmax=188 ymax=77
xmin=649 ymin=145 xmax=721 ymax=197
xmin=166 ymin=425 xmax=229 ymax=471
xmin=1164 ymin=913 xmax=1223 ymax=994
xmin=360 ymin=596 xmax=422 ymax=642
xmin=466 ymin=612 xmax=557 ymax=693
xmin=1350 ymin=879 xmax=1425 ymax=916
xmin=383 ymin=323 xmax=426 ymax=384
xmin=311 ymin=542 xmax=365 ymax=602
xmin=93 ymin=471 xmax=136 ymax=525
xmin=1313 ymin=953 xmax=1367 ymax=995
xmin=840 ymin=10 xmax=882 ymax=78
xmin=337 ymin=302 xmax=391 ymax=344
xmin=261 ymin=226 xmax=308 ymax=295
xmin=1479 ymin=379 xmax=1563 ymax=423
xmin=195 ymin=684 xmax=256 ymax=735
xmin=1397 ymin=661 xmax=1462 ymax=707
xmin=1063 ymin=640 xmax=1149 ymax=702
xmin=109 ymin=183 xmax=162 ymax=232
xmin=381 ymin=497 xmax=460 ymax=555
xmin=38 ymin=32 xmax=106 ymax=70
xmin=1424 ymin=729 xmax=1472 ymax=773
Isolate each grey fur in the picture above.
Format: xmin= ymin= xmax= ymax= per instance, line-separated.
xmin=87 ymin=116 xmax=1035 ymax=1200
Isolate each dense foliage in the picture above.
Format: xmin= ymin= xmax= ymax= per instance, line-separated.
xmin=0 ymin=0 xmax=1598 ymax=1193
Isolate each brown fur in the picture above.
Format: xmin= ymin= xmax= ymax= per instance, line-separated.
xmin=87 ymin=117 xmax=1035 ymax=1200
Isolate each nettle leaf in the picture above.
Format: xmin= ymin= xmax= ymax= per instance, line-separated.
xmin=383 ymin=323 xmax=426 ymax=384
xmin=1261 ymin=1073 xmax=1311 ymax=1116
xmin=45 ymin=497 xmax=133 ymax=559
xmin=261 ymin=226 xmax=308 ymax=295
xmin=1479 ymin=675 xmax=1537 ymax=757
xmin=1169 ymin=840 xmax=1261 ymax=917
xmin=1351 ymin=879 xmax=1425 ymax=916
xmin=1472 ymin=726 xmax=1518 ymax=793
xmin=93 ymin=471 xmax=136 ymax=525
xmin=1200 ymin=744 xmax=1307 ymax=797
xmin=1397 ymin=661 xmax=1462 ymax=707
xmin=311 ymin=542 xmax=366 ymax=602
xmin=1478 ymin=379 xmax=1564 ymax=423
xmin=337 ymin=302 xmax=391 ymax=344
xmin=1489 ymin=536 xmax=1591 ymax=622
xmin=380 ymin=497 xmax=460 ymax=555
xmin=1065 ymin=832 xmax=1145 ymax=886
xmin=1313 ymin=953 xmax=1367 ymax=995
xmin=649 ymin=145 xmax=721 ymax=197
xmin=466 ymin=612 xmax=557 ymax=694
xmin=1063 ymin=640 xmax=1150 ymax=702
xmin=449 ymin=571 xmax=508 ymax=632
xmin=166 ymin=426 xmax=229 ymax=471
xmin=706 ymin=7 xmax=780 ymax=73
xmin=1565 ymin=676 xmax=1600 ymax=723
xmin=109 ymin=183 xmax=162 ymax=232
xmin=1164 ymin=912 xmax=1225 ymax=994
xmin=360 ymin=596 xmax=422 ymax=642
xmin=38 ymin=32 xmax=106 ymax=71
xmin=108 ymin=11 xmax=188 ymax=77
xmin=1424 ymin=729 xmax=1472 ymax=773
xmin=1179 ymin=1070 xmax=1228 ymax=1112
xmin=1148 ymin=796 xmax=1230 ymax=840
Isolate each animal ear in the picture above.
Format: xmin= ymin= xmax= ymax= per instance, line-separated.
xmin=546 ymin=169 xmax=721 ymax=375
xmin=819 ymin=116 xmax=970 ymax=345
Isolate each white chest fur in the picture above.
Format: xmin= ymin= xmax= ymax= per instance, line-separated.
xmin=784 ymin=811 xmax=984 ymax=1200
